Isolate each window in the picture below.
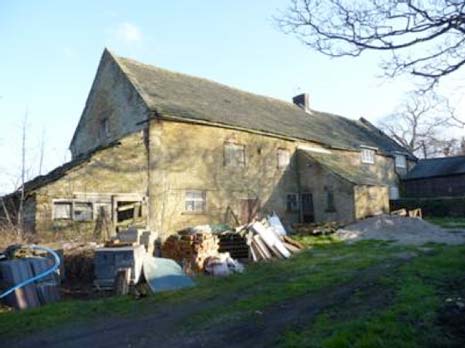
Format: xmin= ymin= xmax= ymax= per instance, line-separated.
xmin=185 ymin=190 xmax=206 ymax=213
xmin=99 ymin=118 xmax=110 ymax=140
xmin=53 ymin=202 xmax=72 ymax=220
xmin=224 ymin=143 xmax=245 ymax=167
xmin=361 ymin=148 xmax=375 ymax=164
xmin=277 ymin=149 xmax=290 ymax=169
xmin=74 ymin=202 xmax=93 ymax=221
xmin=389 ymin=186 xmax=400 ymax=200
xmin=395 ymin=154 xmax=407 ymax=169
xmin=286 ymin=193 xmax=299 ymax=212
xmin=325 ymin=190 xmax=336 ymax=212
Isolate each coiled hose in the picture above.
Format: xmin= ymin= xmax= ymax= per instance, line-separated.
xmin=0 ymin=245 xmax=61 ymax=299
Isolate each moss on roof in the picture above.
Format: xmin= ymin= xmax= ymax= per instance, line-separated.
xmin=111 ymin=51 xmax=411 ymax=156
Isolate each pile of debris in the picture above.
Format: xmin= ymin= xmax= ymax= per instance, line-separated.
xmin=240 ymin=216 xmax=304 ymax=261
xmin=162 ymin=227 xmax=220 ymax=273
xmin=292 ymin=221 xmax=341 ymax=236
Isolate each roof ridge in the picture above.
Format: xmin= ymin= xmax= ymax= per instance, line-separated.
xmin=419 ymin=155 xmax=465 ymax=161
xmin=114 ymin=53 xmax=334 ymax=116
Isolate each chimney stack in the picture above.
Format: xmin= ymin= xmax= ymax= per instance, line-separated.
xmin=292 ymin=93 xmax=311 ymax=113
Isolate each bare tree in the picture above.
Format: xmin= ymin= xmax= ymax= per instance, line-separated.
xmin=378 ymin=92 xmax=462 ymax=158
xmin=16 ymin=111 xmax=28 ymax=236
xmin=276 ymin=0 xmax=465 ymax=89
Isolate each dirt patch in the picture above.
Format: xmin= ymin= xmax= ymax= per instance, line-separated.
xmin=336 ymin=215 xmax=465 ymax=245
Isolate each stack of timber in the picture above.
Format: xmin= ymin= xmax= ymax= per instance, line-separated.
xmin=292 ymin=222 xmax=341 ymax=236
xmin=161 ymin=231 xmax=219 ymax=273
xmin=218 ymin=232 xmax=249 ymax=260
xmin=242 ymin=219 xmax=304 ymax=262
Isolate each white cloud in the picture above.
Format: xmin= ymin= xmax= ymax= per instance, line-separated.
xmin=115 ymin=22 xmax=142 ymax=43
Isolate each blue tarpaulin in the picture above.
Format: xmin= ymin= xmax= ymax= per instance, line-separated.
xmin=143 ymin=256 xmax=195 ymax=293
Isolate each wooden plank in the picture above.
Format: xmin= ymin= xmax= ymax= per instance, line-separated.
xmin=253 ymin=235 xmax=272 ymax=259
xmin=283 ymin=235 xmax=305 ymax=250
xmin=251 ymin=222 xmax=291 ymax=259
xmin=283 ymin=242 xmax=302 ymax=254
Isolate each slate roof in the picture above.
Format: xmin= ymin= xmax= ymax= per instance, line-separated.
xmin=403 ymin=156 xmax=465 ymax=180
xmin=111 ymin=51 xmax=412 ymax=158
xmin=300 ymin=150 xmax=386 ymax=186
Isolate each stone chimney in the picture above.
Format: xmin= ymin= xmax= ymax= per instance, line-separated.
xmin=293 ymin=93 xmax=311 ymax=113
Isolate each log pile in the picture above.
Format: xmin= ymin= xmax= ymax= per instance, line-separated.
xmin=161 ymin=232 xmax=219 ymax=273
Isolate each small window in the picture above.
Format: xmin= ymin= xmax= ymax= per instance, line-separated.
xmin=286 ymin=193 xmax=299 ymax=212
xmin=224 ymin=143 xmax=245 ymax=167
xmin=389 ymin=186 xmax=400 ymax=200
xmin=277 ymin=149 xmax=290 ymax=169
xmin=325 ymin=190 xmax=335 ymax=212
xmin=185 ymin=190 xmax=206 ymax=213
xmin=395 ymin=154 xmax=407 ymax=169
xmin=53 ymin=202 xmax=72 ymax=220
xmin=361 ymin=148 xmax=375 ymax=164
xmin=100 ymin=118 xmax=110 ymax=140
xmin=74 ymin=202 xmax=93 ymax=221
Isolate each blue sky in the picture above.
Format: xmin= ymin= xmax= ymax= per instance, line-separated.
xmin=0 ymin=1 xmax=463 ymax=194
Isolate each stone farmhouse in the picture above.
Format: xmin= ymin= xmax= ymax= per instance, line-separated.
xmin=5 ymin=49 xmax=415 ymax=240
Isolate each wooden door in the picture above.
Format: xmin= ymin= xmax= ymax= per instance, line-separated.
xmin=301 ymin=193 xmax=314 ymax=223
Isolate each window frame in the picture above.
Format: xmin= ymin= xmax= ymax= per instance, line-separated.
xmin=394 ymin=154 xmax=407 ymax=169
xmin=286 ymin=193 xmax=299 ymax=212
xmin=277 ymin=148 xmax=291 ymax=170
xmin=224 ymin=142 xmax=246 ymax=168
xmin=73 ymin=201 xmax=94 ymax=221
xmin=360 ymin=148 xmax=375 ymax=164
xmin=184 ymin=190 xmax=207 ymax=214
xmin=52 ymin=200 xmax=73 ymax=220
xmin=325 ymin=189 xmax=336 ymax=212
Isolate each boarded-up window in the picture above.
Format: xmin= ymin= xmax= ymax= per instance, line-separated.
xmin=53 ymin=202 xmax=72 ymax=220
xmin=277 ymin=149 xmax=290 ymax=169
xmin=224 ymin=143 xmax=245 ymax=167
xmin=286 ymin=193 xmax=299 ymax=212
xmin=361 ymin=148 xmax=375 ymax=164
xmin=185 ymin=190 xmax=206 ymax=213
xmin=74 ymin=202 xmax=93 ymax=221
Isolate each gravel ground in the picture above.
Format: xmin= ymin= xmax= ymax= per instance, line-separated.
xmin=337 ymin=215 xmax=465 ymax=245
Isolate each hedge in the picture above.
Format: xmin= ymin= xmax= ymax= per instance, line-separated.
xmin=390 ymin=197 xmax=465 ymax=217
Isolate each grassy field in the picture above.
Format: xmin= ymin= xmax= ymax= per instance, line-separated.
xmin=1 ymin=236 xmax=465 ymax=347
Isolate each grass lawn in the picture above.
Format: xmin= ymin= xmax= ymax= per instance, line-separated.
xmin=426 ymin=216 xmax=465 ymax=229
xmin=1 ymin=236 xmax=465 ymax=347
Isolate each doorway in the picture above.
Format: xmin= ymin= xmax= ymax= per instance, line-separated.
xmin=301 ymin=193 xmax=314 ymax=223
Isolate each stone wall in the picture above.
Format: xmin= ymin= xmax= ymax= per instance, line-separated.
xmin=354 ymin=185 xmax=389 ymax=219
xmin=69 ymin=50 xmax=150 ymax=158
xmin=33 ymin=131 xmax=148 ymax=239
xmin=148 ymin=121 xmax=302 ymax=238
